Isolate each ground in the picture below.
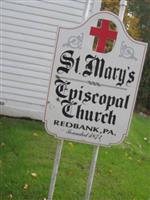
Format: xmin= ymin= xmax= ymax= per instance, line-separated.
xmin=0 ymin=113 xmax=150 ymax=200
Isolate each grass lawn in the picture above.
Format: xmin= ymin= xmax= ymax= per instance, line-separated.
xmin=0 ymin=114 xmax=150 ymax=200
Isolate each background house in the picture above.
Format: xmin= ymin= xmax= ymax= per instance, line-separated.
xmin=1 ymin=0 xmax=102 ymax=120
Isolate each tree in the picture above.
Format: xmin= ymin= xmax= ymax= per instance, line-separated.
xmin=101 ymin=0 xmax=150 ymax=113
xmin=128 ymin=0 xmax=150 ymax=113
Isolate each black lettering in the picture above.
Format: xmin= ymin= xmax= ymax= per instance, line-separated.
xmin=82 ymin=92 xmax=92 ymax=104
xmin=108 ymin=111 xmax=116 ymax=125
xmin=116 ymin=69 xmax=126 ymax=86
xmin=55 ymin=79 xmax=70 ymax=98
xmin=57 ymin=50 xmax=74 ymax=74
xmin=126 ymin=71 xmax=135 ymax=86
xmin=106 ymin=96 xmax=116 ymax=110
xmin=83 ymin=54 xmax=95 ymax=77
xmin=92 ymin=93 xmax=99 ymax=104
xmin=104 ymin=66 xmax=112 ymax=79
xmin=68 ymin=89 xmax=77 ymax=101
xmin=124 ymin=95 xmax=130 ymax=109
xmin=101 ymin=113 xmax=108 ymax=123
xmin=54 ymin=120 xmax=59 ymax=126
xmin=95 ymin=112 xmax=102 ymax=122
xmin=76 ymin=105 xmax=84 ymax=119
xmin=115 ymin=97 xmax=124 ymax=108
xmin=99 ymin=95 xmax=107 ymax=105
xmin=85 ymin=110 xmax=93 ymax=121
xmin=61 ymin=100 xmax=76 ymax=118
xmin=75 ymin=56 xmax=80 ymax=73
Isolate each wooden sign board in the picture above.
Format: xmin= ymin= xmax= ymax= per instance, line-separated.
xmin=45 ymin=11 xmax=147 ymax=146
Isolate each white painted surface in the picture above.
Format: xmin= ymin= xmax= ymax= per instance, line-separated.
xmin=0 ymin=0 xmax=101 ymax=120
xmin=45 ymin=11 xmax=147 ymax=146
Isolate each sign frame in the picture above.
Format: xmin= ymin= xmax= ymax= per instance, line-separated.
xmin=45 ymin=11 xmax=147 ymax=147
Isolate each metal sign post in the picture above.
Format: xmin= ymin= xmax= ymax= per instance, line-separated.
xmin=84 ymin=2 xmax=127 ymax=200
xmin=84 ymin=146 xmax=100 ymax=200
xmin=119 ymin=0 xmax=127 ymax=21
xmin=48 ymin=140 xmax=64 ymax=200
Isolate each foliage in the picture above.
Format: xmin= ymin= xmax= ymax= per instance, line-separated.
xmin=128 ymin=0 xmax=150 ymax=112
xmin=0 ymin=115 xmax=150 ymax=200
xmin=101 ymin=0 xmax=150 ymax=113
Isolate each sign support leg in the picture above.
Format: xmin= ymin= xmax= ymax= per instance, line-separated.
xmin=84 ymin=2 xmax=126 ymax=199
xmin=48 ymin=139 xmax=64 ymax=200
xmin=84 ymin=146 xmax=99 ymax=200
xmin=119 ymin=0 xmax=127 ymax=21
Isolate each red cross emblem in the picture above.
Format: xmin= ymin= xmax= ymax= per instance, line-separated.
xmin=90 ymin=19 xmax=118 ymax=53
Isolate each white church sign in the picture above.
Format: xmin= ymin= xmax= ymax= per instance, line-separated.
xmin=45 ymin=11 xmax=147 ymax=146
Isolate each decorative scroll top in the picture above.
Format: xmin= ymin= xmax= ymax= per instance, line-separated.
xmin=119 ymin=41 xmax=137 ymax=61
xmin=63 ymin=33 xmax=84 ymax=49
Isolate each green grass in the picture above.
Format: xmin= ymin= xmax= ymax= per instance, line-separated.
xmin=0 ymin=114 xmax=150 ymax=200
